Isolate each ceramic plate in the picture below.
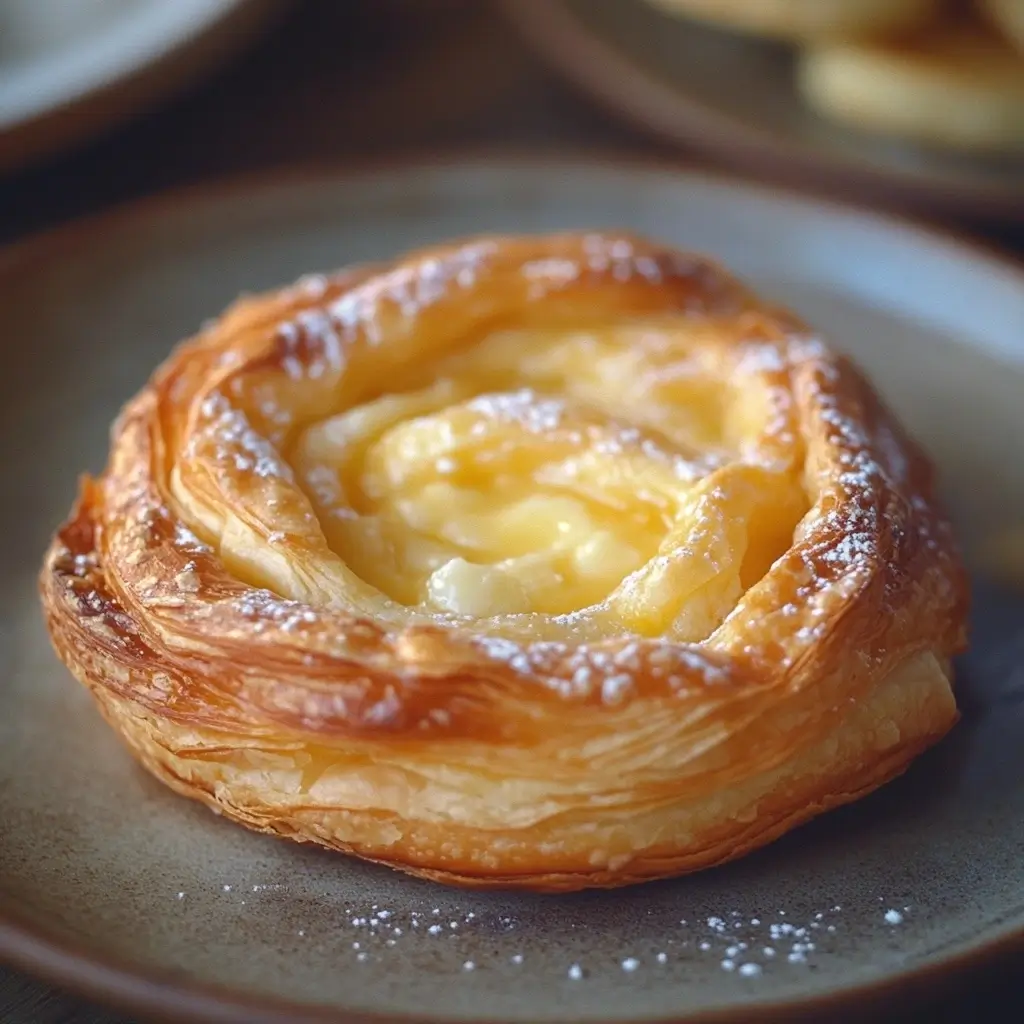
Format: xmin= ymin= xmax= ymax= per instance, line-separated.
xmin=0 ymin=0 xmax=281 ymax=172
xmin=502 ymin=0 xmax=1024 ymax=224
xmin=1 ymin=158 xmax=1023 ymax=1024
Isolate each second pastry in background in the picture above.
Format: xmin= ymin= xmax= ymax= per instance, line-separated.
xmin=796 ymin=19 xmax=1024 ymax=152
xmin=644 ymin=0 xmax=940 ymax=41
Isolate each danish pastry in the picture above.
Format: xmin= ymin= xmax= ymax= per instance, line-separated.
xmin=643 ymin=0 xmax=940 ymax=42
xmin=40 ymin=233 xmax=968 ymax=892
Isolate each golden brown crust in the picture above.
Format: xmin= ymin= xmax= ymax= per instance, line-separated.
xmin=39 ymin=233 xmax=969 ymax=892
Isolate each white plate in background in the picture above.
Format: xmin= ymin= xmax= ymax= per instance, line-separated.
xmin=502 ymin=0 xmax=1024 ymax=224
xmin=0 ymin=0 xmax=281 ymax=172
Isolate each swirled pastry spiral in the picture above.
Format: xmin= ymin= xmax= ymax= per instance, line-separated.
xmin=40 ymin=233 xmax=968 ymax=892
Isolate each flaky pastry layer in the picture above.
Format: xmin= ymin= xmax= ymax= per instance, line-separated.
xmin=40 ymin=233 xmax=968 ymax=891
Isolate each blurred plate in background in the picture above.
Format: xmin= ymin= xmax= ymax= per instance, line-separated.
xmin=502 ymin=0 xmax=1024 ymax=224
xmin=0 ymin=0 xmax=283 ymax=173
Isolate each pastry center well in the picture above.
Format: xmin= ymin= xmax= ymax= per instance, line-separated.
xmin=271 ymin=322 xmax=809 ymax=638
xmin=290 ymin=323 xmax=737 ymax=622
xmin=310 ymin=389 xmax=674 ymax=616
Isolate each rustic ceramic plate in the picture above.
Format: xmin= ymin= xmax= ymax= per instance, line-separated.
xmin=1 ymin=158 xmax=1023 ymax=1024
xmin=501 ymin=0 xmax=1024 ymax=224
xmin=0 ymin=0 xmax=282 ymax=172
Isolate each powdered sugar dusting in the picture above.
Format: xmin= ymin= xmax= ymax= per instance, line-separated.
xmin=173 ymin=522 xmax=212 ymax=554
xmin=169 ymin=884 xmax=933 ymax=984
xmin=232 ymin=589 xmax=319 ymax=632
xmin=323 ymin=241 xmax=498 ymax=344
xmin=274 ymin=307 xmax=345 ymax=381
xmin=467 ymin=388 xmax=566 ymax=434
xmin=197 ymin=392 xmax=293 ymax=481
xmin=471 ymin=636 xmax=732 ymax=702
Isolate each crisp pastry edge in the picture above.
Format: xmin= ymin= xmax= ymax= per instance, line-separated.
xmin=41 ymin=493 xmax=959 ymax=892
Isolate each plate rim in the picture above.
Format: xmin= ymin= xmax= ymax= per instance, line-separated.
xmin=2 ymin=150 xmax=1024 ymax=1024
xmin=0 ymin=0 xmax=285 ymax=174
xmin=499 ymin=0 xmax=1024 ymax=224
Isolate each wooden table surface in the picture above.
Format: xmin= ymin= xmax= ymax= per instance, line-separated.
xmin=1 ymin=1 xmax=1021 ymax=1021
